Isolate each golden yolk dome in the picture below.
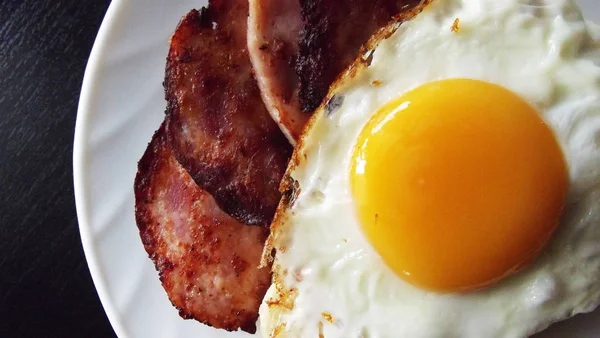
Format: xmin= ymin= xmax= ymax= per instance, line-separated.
xmin=350 ymin=79 xmax=568 ymax=293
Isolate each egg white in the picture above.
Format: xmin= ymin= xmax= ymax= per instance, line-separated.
xmin=261 ymin=0 xmax=600 ymax=337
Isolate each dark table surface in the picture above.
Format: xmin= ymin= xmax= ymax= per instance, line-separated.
xmin=1 ymin=0 xmax=116 ymax=336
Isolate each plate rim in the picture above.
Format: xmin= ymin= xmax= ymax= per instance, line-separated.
xmin=73 ymin=1 xmax=129 ymax=337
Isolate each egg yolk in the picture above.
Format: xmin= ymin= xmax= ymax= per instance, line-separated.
xmin=350 ymin=79 xmax=568 ymax=293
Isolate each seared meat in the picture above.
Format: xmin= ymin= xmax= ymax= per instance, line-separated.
xmin=296 ymin=0 xmax=424 ymax=113
xmin=134 ymin=125 xmax=271 ymax=333
xmin=248 ymin=0 xmax=304 ymax=142
xmin=134 ymin=0 xmax=293 ymax=331
xmin=248 ymin=0 xmax=424 ymax=141
xmin=165 ymin=2 xmax=292 ymax=227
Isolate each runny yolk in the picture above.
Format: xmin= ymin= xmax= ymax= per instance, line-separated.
xmin=350 ymin=78 xmax=568 ymax=293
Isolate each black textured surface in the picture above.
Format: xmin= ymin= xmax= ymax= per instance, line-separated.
xmin=0 ymin=0 xmax=116 ymax=337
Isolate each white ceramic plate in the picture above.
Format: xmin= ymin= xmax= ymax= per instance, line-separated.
xmin=74 ymin=1 xmax=600 ymax=337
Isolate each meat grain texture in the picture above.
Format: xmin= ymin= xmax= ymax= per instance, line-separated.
xmin=248 ymin=0 xmax=305 ymax=142
xmin=135 ymin=0 xmax=293 ymax=332
xmin=248 ymin=0 xmax=424 ymax=142
xmin=135 ymin=126 xmax=272 ymax=333
xmin=165 ymin=1 xmax=292 ymax=227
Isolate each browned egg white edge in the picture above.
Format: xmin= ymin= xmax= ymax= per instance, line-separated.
xmin=258 ymin=1 xmax=435 ymax=337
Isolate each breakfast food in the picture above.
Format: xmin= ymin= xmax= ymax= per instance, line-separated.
xmin=261 ymin=0 xmax=600 ymax=337
xmin=247 ymin=0 xmax=303 ymax=142
xmin=248 ymin=0 xmax=426 ymax=142
xmin=135 ymin=0 xmax=291 ymax=332
xmin=136 ymin=0 xmax=600 ymax=335
xmin=134 ymin=125 xmax=271 ymax=332
xmin=165 ymin=0 xmax=292 ymax=227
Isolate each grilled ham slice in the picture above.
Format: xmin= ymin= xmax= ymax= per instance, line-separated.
xmin=247 ymin=0 xmax=304 ymax=142
xmin=165 ymin=1 xmax=292 ymax=227
xmin=248 ymin=0 xmax=424 ymax=142
xmin=134 ymin=125 xmax=271 ymax=333
xmin=134 ymin=0 xmax=293 ymax=332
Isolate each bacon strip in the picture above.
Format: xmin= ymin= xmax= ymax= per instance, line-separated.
xmin=134 ymin=125 xmax=271 ymax=333
xmin=165 ymin=2 xmax=292 ymax=227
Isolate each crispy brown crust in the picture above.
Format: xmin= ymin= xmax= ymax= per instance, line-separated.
xmin=165 ymin=2 xmax=292 ymax=227
xmin=135 ymin=125 xmax=272 ymax=333
xmin=295 ymin=0 xmax=425 ymax=113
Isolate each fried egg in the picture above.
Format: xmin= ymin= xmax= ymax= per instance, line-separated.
xmin=260 ymin=0 xmax=600 ymax=337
